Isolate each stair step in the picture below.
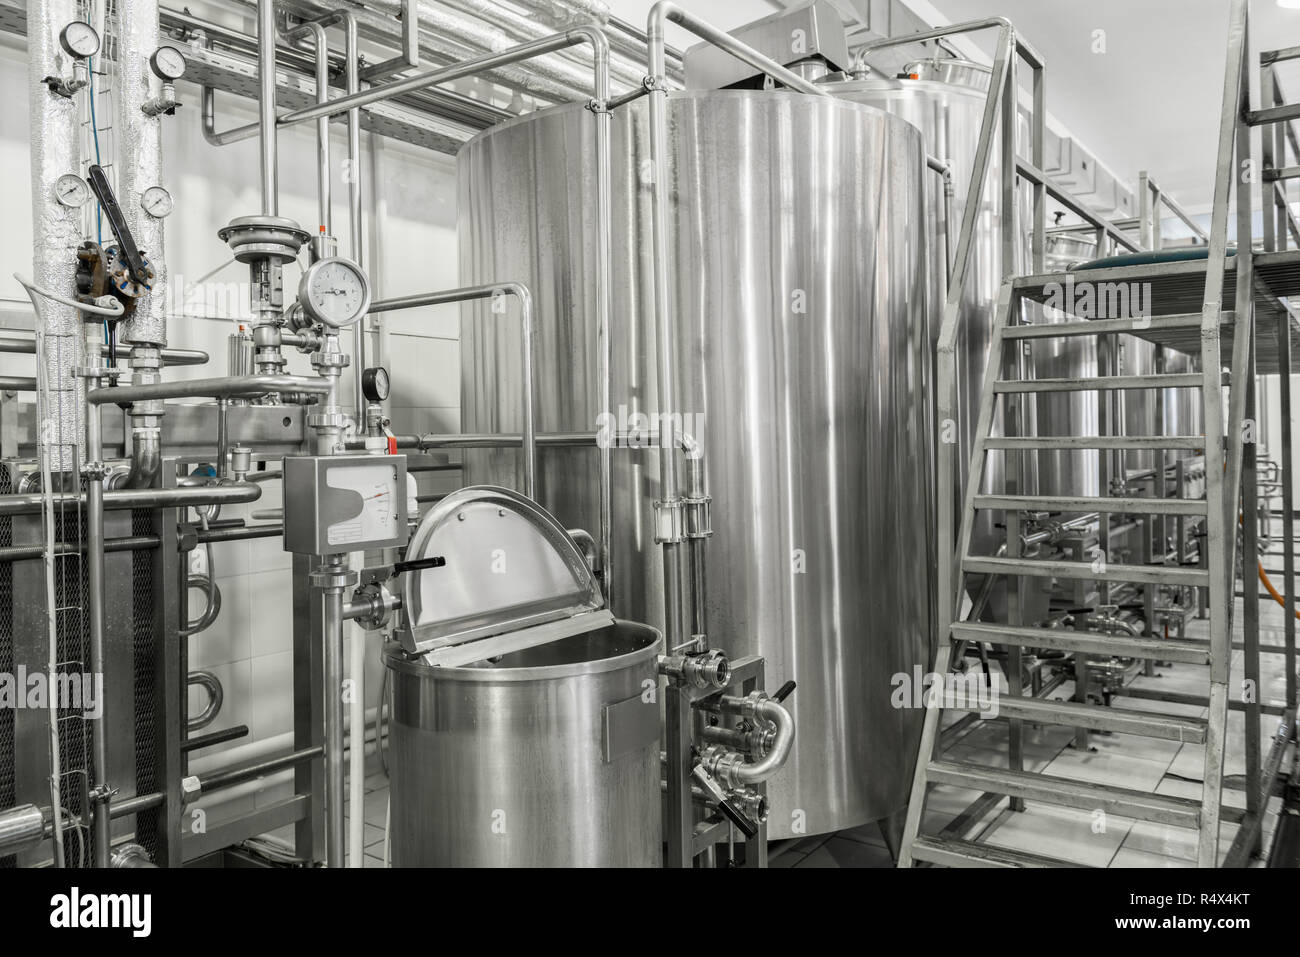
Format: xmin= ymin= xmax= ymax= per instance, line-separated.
xmin=993 ymin=373 xmax=1209 ymax=393
xmin=909 ymin=835 xmax=1083 ymax=868
xmin=926 ymin=761 xmax=1202 ymax=827
xmin=1003 ymin=314 xmax=1204 ymax=339
xmin=950 ymin=621 xmax=1212 ymax=665
xmin=984 ymin=435 xmax=1205 ymax=450
xmin=962 ymin=555 xmax=1209 ymax=587
xmin=946 ymin=694 xmax=1208 ymax=743
xmin=973 ymin=493 xmax=1206 ymax=515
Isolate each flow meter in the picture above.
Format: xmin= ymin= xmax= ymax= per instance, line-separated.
xmin=282 ymin=454 xmax=409 ymax=554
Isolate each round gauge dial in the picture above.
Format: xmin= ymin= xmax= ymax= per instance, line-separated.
xmin=297 ymin=257 xmax=371 ymax=329
xmin=59 ymin=22 xmax=100 ymax=58
xmin=141 ymin=185 xmax=174 ymax=218
xmin=54 ymin=173 xmax=90 ymax=208
xmin=149 ymin=45 xmax=187 ymax=81
xmin=362 ymin=367 xmax=390 ymax=403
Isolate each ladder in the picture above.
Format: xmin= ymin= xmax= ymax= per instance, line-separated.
xmin=898 ymin=0 xmax=1263 ymax=869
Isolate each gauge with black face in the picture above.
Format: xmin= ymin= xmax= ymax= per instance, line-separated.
xmin=362 ymin=367 xmax=390 ymax=403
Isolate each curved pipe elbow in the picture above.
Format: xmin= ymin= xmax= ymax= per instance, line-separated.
xmin=731 ymin=698 xmax=795 ymax=786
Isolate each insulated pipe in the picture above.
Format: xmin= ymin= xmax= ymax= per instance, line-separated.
xmin=26 ymin=0 xmax=85 ymax=474
xmin=370 ymin=283 xmax=539 ymax=498
xmin=258 ymin=0 xmax=279 ymax=215
xmin=116 ymin=0 xmax=169 ymax=348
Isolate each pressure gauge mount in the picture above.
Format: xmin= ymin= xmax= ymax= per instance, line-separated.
xmin=149 ymin=45 xmax=187 ymax=81
xmin=297 ymin=257 xmax=371 ymax=329
xmin=362 ymin=367 xmax=390 ymax=403
xmin=59 ymin=22 xmax=101 ymax=59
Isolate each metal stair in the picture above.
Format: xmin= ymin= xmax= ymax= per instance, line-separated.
xmin=896 ymin=0 xmax=1280 ymax=869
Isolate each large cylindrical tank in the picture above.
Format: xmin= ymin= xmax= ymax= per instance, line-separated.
xmin=385 ymin=622 xmax=662 ymax=866
xmin=823 ymin=61 xmax=1010 ymax=555
xmin=458 ymin=90 xmax=930 ymax=837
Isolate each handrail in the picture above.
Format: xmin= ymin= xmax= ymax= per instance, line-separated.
xmin=1137 ymin=170 xmax=1210 ymax=249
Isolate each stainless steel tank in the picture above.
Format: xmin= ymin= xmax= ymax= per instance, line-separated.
xmin=386 ymin=486 xmax=663 ymax=867
xmin=823 ymin=60 xmax=1021 ymax=555
xmin=458 ymin=90 xmax=930 ymax=837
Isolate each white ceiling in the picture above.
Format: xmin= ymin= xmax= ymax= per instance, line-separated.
xmin=924 ymin=0 xmax=1300 ymax=212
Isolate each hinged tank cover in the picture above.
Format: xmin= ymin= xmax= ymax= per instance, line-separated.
xmin=398 ymin=485 xmax=609 ymax=665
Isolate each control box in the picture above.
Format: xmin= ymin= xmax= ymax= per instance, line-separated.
xmin=282 ymin=453 xmax=409 ymax=555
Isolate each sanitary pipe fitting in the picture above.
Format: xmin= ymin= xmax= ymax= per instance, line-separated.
xmin=110 ymin=843 xmax=157 ymax=868
xmin=230 ymin=446 xmax=252 ymax=481
xmin=658 ymin=648 xmax=729 ymax=689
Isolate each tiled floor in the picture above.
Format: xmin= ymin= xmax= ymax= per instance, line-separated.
xmin=772 ymin=592 xmax=1294 ymax=869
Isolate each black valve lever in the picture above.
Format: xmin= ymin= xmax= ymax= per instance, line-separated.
xmin=690 ymin=763 xmax=758 ymax=839
xmin=773 ymin=680 xmax=796 ymax=703
xmin=392 ymin=555 xmax=446 ymax=576
xmin=714 ymin=793 xmax=760 ymax=839
xmin=87 ymin=164 xmax=150 ymax=285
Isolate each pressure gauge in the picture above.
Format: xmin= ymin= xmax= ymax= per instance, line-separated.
xmin=59 ymin=22 xmax=101 ymax=59
xmin=141 ymin=185 xmax=174 ymax=218
xmin=54 ymin=173 xmax=90 ymax=208
xmin=297 ymin=257 xmax=371 ymax=328
xmin=149 ymin=45 xmax=187 ymax=81
xmin=362 ymin=367 xmax=390 ymax=403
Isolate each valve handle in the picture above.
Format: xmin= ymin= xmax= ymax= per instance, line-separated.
xmin=392 ymin=555 xmax=446 ymax=575
xmin=773 ymin=680 xmax=796 ymax=703
xmin=87 ymin=164 xmax=150 ymax=285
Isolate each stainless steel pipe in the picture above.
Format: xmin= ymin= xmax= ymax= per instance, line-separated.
xmin=258 ymin=0 xmax=279 ymax=215
xmin=0 ymin=482 xmax=261 ymax=516
xmin=85 ymin=370 xmax=111 ymax=866
xmin=371 ymin=283 xmax=539 ymax=498
xmin=0 ymin=338 xmax=207 ymax=366
xmin=86 ymin=374 xmax=332 ymax=404
xmin=0 ymin=804 xmax=45 ymax=857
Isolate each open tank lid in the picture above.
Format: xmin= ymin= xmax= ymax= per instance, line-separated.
xmin=397 ymin=485 xmax=609 ymax=665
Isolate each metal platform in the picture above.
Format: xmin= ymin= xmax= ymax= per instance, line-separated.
xmin=1012 ymin=249 xmax=1300 ymax=372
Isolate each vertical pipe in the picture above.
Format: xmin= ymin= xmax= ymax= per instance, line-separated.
xmin=592 ymin=42 xmax=613 ymax=604
xmin=645 ymin=10 xmax=684 ymax=648
xmin=85 ymin=367 xmax=111 ymax=866
xmin=283 ymin=21 xmax=331 ymax=235
xmin=320 ymin=575 xmax=345 ymax=866
xmin=258 ymin=0 xmax=279 ymax=216
xmin=27 ymin=0 xmax=85 ymax=473
xmin=1242 ymin=333 xmax=1261 ymax=854
xmin=116 ymin=0 xmax=168 ymax=348
xmin=347 ymin=566 xmax=364 ymax=868
xmin=345 ymin=14 xmax=367 ymax=419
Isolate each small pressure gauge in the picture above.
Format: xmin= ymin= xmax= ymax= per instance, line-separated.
xmin=362 ymin=367 xmax=390 ymax=403
xmin=141 ymin=185 xmax=174 ymax=218
xmin=149 ymin=45 xmax=187 ymax=81
xmin=54 ymin=173 xmax=90 ymax=208
xmin=297 ymin=257 xmax=371 ymax=329
xmin=59 ymin=21 xmax=101 ymax=59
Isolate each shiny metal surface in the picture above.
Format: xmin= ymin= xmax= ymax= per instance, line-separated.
xmin=823 ymin=69 xmax=1019 ymax=556
xmin=385 ymin=621 xmax=662 ymax=866
xmin=459 ymin=90 xmax=930 ymax=835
